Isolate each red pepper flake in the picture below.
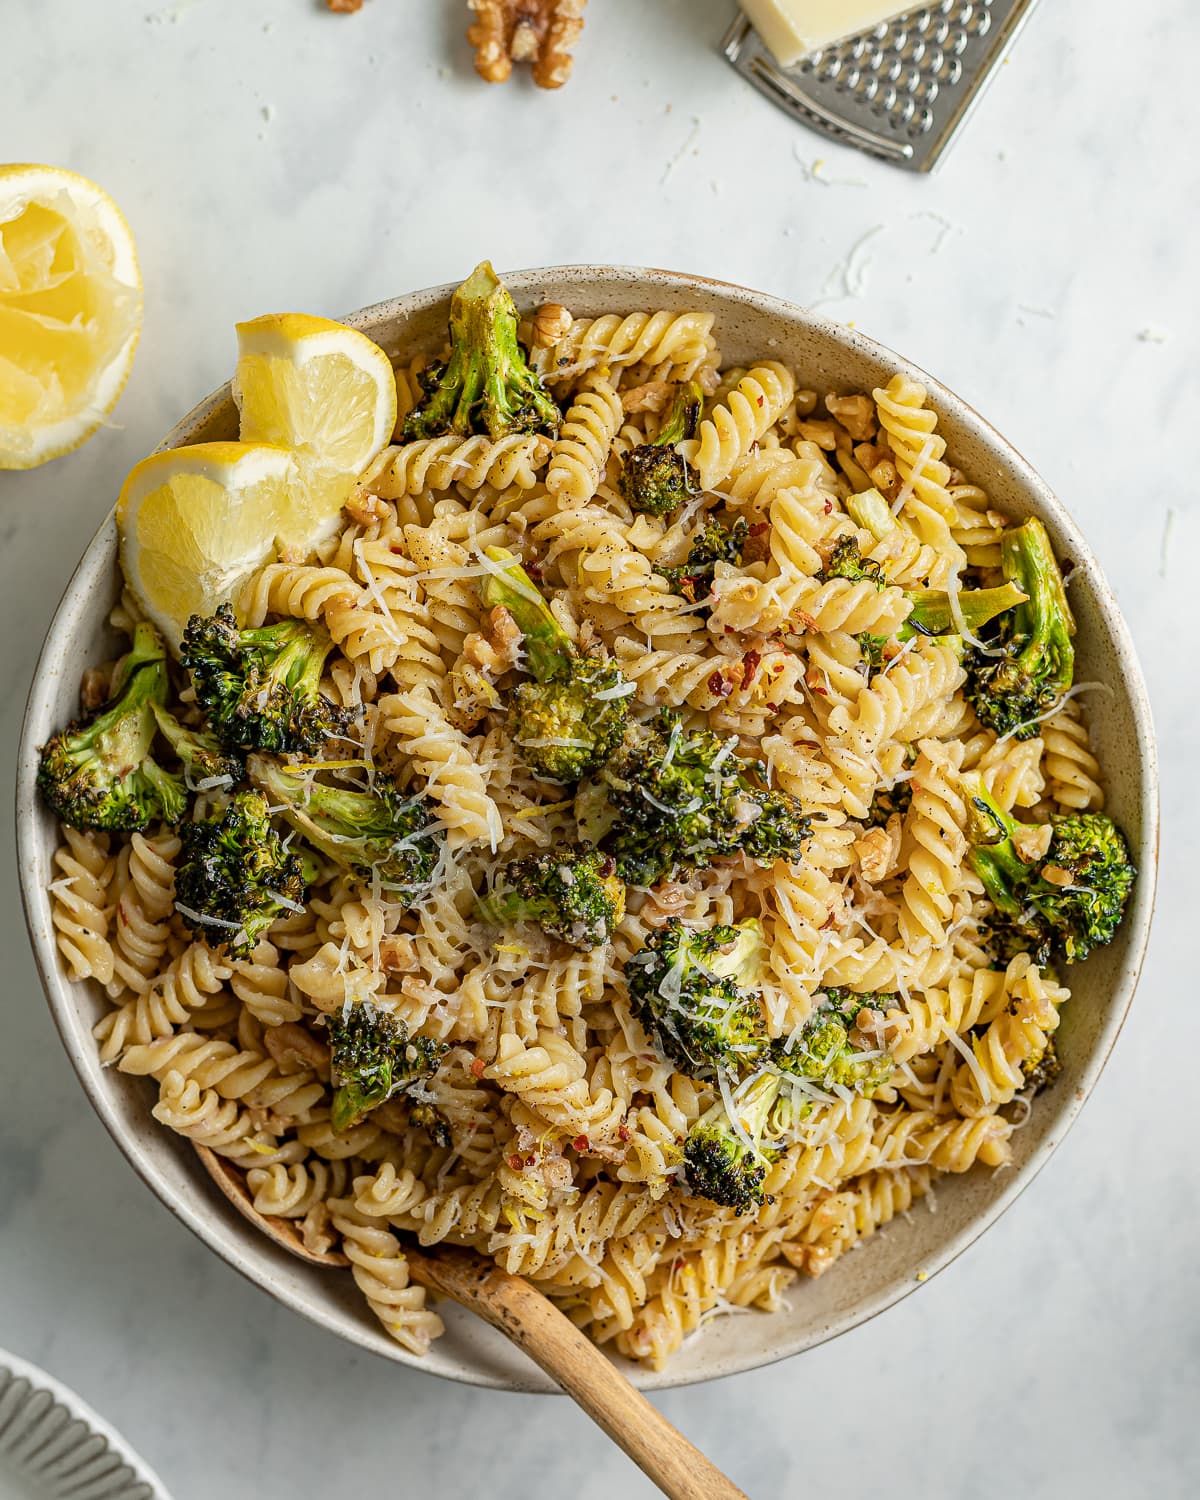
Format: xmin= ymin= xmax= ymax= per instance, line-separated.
xmin=617 ymin=1124 xmax=631 ymax=1142
xmin=572 ymin=1134 xmax=590 ymax=1152
xmin=389 ymin=542 xmax=406 ymax=554
xmin=470 ymin=1057 xmax=486 ymax=1079
xmin=506 ymin=1154 xmax=524 ymax=1171
xmin=742 ymin=648 xmax=762 ymax=686
xmin=708 ymin=670 xmax=733 ymax=699
xmin=767 ymin=701 xmax=780 ymax=713
xmin=823 ymin=498 xmax=833 ymax=514
xmin=526 ymin=559 xmax=544 ymax=581
xmin=820 ymin=911 xmax=838 ymax=930
xmin=756 ymin=395 xmax=765 ymax=407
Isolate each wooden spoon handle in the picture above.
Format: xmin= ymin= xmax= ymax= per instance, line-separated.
xmin=406 ymin=1246 xmax=748 ymax=1500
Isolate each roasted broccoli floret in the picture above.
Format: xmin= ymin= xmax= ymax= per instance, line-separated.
xmin=325 ymin=1003 xmax=449 ymax=1133
xmin=38 ymin=622 xmax=187 ymax=831
xmin=772 ymin=992 xmax=893 ymax=1096
xmin=965 ymin=778 xmax=1135 ymax=964
xmin=402 ymin=261 xmax=559 ymax=441
xmin=577 ymin=709 xmax=810 ymax=887
xmin=683 ymin=1071 xmax=781 ymax=1213
xmin=478 ymin=844 xmax=626 ymax=949
xmin=1023 ymin=1035 xmax=1062 ymax=1094
xmin=965 ymin=518 xmax=1075 ymax=739
xmin=821 ymin=536 xmax=887 ymax=587
xmin=626 ymin=919 xmax=768 ymax=1077
xmin=480 ymin=547 xmax=629 ymax=782
xmin=855 ymin=582 xmax=1027 ymax=678
xmin=248 ymin=755 xmax=440 ymax=895
xmin=618 ymin=381 xmax=703 ymax=517
xmin=903 ymin=581 xmax=1027 ymax=640
xmin=655 ymin=517 xmax=750 ymax=603
xmin=175 ymin=789 xmax=311 ymax=957
xmin=865 ymin=780 xmax=912 ymax=828
xmin=181 ymin=604 xmax=351 ymax=756
xmin=152 ymin=704 xmax=244 ymax=786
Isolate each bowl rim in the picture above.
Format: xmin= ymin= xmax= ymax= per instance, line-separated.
xmin=0 ymin=1346 xmax=173 ymax=1498
xmin=16 ymin=264 xmax=1160 ymax=1392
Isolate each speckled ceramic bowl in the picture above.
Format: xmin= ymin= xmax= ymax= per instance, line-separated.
xmin=17 ymin=268 xmax=1158 ymax=1392
xmin=0 ymin=1350 xmax=171 ymax=1498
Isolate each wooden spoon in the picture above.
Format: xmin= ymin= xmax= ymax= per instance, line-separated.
xmin=195 ymin=1146 xmax=748 ymax=1500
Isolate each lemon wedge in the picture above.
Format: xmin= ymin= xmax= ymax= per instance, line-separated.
xmin=232 ymin=312 xmax=396 ymax=545
xmin=117 ymin=442 xmax=295 ymax=648
xmin=0 ymin=164 xmax=143 ymax=470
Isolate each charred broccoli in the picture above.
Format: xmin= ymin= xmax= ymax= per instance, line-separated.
xmin=248 ymin=755 xmax=440 ymax=895
xmin=325 ymin=1002 xmax=449 ymax=1133
xmin=478 ymin=844 xmax=626 ymax=949
xmin=865 ymin=780 xmax=912 ymax=828
xmin=772 ymin=990 xmax=893 ymax=1096
xmin=626 ymin=919 xmax=768 ymax=1077
xmin=402 ymin=261 xmax=559 ymax=441
xmin=618 ymin=382 xmax=703 ymax=517
xmin=1023 ymin=1035 xmax=1062 ymax=1094
xmin=576 ymin=709 xmax=810 ymax=887
xmin=181 ymin=604 xmax=351 ymax=756
xmin=966 ymin=517 xmax=1075 ymax=738
xmin=38 ymin=622 xmax=187 ymax=831
xmin=965 ymin=778 xmax=1135 ymax=964
xmin=655 ymin=517 xmax=750 ymax=603
xmin=152 ymin=705 xmax=244 ymax=786
xmin=821 ymin=536 xmax=887 ymax=587
xmin=480 ymin=547 xmax=629 ymax=782
xmin=175 ymin=789 xmax=311 ymax=957
xmin=682 ymin=1072 xmax=781 ymax=1213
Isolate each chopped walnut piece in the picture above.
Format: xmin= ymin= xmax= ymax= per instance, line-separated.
xmin=344 ymin=487 xmax=393 ymax=527
xmin=825 ymin=392 xmax=877 ymax=443
xmin=529 ymin=302 xmax=573 ymax=347
xmin=621 ymin=381 xmax=675 ymax=415
xmin=264 ymin=1023 xmax=331 ymax=1078
xmin=467 ymin=0 xmax=587 ymax=89
xmin=79 ymin=665 xmax=111 ymax=712
xmin=1013 ymin=822 xmax=1054 ymax=864
xmin=854 ymin=824 xmax=899 ymax=884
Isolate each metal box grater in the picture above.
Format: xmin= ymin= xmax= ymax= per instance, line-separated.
xmin=722 ymin=1 xmax=1041 ymax=172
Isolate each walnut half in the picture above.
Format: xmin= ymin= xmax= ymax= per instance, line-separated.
xmin=467 ymin=0 xmax=587 ymax=89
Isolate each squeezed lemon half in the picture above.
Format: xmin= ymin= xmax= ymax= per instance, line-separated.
xmin=0 ymin=163 xmax=143 ymax=470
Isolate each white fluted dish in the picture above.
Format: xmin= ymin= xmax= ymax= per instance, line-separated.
xmin=16 ymin=267 xmax=1159 ymax=1392
xmin=0 ymin=1350 xmax=170 ymax=1499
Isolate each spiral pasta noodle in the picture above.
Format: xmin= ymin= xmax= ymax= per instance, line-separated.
xmin=546 ymin=378 xmax=623 ymax=507
xmin=685 ymin=362 xmax=796 ymax=492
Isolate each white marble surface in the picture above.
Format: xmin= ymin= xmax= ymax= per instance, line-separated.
xmin=1 ymin=1 xmax=1196 ymax=1496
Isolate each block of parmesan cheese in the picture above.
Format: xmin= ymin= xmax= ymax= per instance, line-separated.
xmin=741 ymin=0 xmax=916 ymax=67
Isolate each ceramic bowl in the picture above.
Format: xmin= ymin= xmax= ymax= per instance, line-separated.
xmin=16 ymin=267 xmax=1159 ymax=1392
xmin=0 ymin=1349 xmax=171 ymax=1498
